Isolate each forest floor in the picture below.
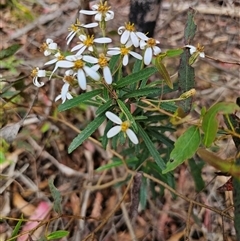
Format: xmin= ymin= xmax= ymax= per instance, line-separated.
xmin=1 ymin=0 xmax=240 ymax=240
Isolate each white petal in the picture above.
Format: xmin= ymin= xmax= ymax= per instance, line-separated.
xmin=126 ymin=41 xmax=133 ymax=48
xmin=91 ymin=64 xmax=100 ymax=71
xmin=126 ymin=129 xmax=139 ymax=144
xmin=37 ymin=70 xmax=46 ymax=77
xmin=140 ymin=40 xmax=147 ymax=49
xmin=121 ymin=30 xmax=130 ymax=44
xmin=33 ymin=77 xmax=44 ymax=87
xmin=79 ymin=10 xmax=98 ymax=15
xmin=66 ymin=92 xmax=73 ymax=100
xmin=44 ymin=58 xmax=57 ymax=66
xmin=107 ymin=126 xmax=121 ymax=138
xmin=48 ymin=42 xmax=57 ymax=50
xmin=46 ymin=38 xmax=53 ymax=44
xmin=200 ymin=52 xmax=205 ymax=58
xmin=61 ymin=83 xmax=70 ymax=97
xmin=105 ymin=11 xmax=114 ymax=21
xmin=129 ymin=51 xmax=143 ymax=60
xmin=76 ymin=46 xmax=87 ymax=55
xmin=105 ymin=111 xmax=122 ymax=124
xmin=107 ymin=50 xmax=121 ymax=56
xmin=83 ymin=22 xmax=98 ymax=28
xmin=65 ymin=69 xmax=74 ymax=76
xmin=122 ymin=54 xmax=129 ymax=66
xmin=83 ymin=66 xmax=100 ymax=81
xmin=136 ymin=32 xmax=148 ymax=41
xmin=71 ymin=43 xmax=84 ymax=52
xmin=79 ymin=34 xmax=87 ymax=42
xmin=44 ymin=50 xmax=51 ymax=56
xmin=130 ymin=32 xmax=139 ymax=47
xmin=57 ymin=60 xmax=74 ymax=68
xmin=153 ymin=46 xmax=161 ymax=55
xmin=82 ymin=55 xmax=98 ymax=64
xmin=144 ymin=47 xmax=153 ymax=65
xmin=95 ymin=13 xmax=102 ymax=21
xmin=118 ymin=26 xmax=125 ymax=35
xmin=77 ymin=69 xmax=87 ymax=90
xmin=94 ymin=37 xmax=112 ymax=43
xmin=103 ymin=66 xmax=112 ymax=84
xmin=55 ymin=94 xmax=61 ymax=102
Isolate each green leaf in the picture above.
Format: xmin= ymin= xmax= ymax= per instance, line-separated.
xmin=140 ymin=177 xmax=147 ymax=209
xmin=184 ymin=8 xmax=197 ymax=43
xmin=166 ymin=48 xmax=184 ymax=57
xmin=58 ymin=89 xmax=102 ymax=112
xmin=163 ymin=126 xmax=201 ymax=174
xmin=109 ymin=54 xmax=120 ymax=72
xmin=10 ymin=214 xmax=24 ymax=241
xmin=68 ymin=114 xmax=105 ymax=153
xmin=137 ymin=124 xmax=166 ymax=170
xmin=96 ymin=157 xmax=138 ymax=171
xmin=115 ymin=67 xmax=157 ymax=89
xmin=188 ymin=157 xmax=205 ymax=192
xmin=178 ymin=51 xmax=195 ymax=114
xmin=122 ymin=87 xmax=162 ymax=100
xmin=155 ymin=57 xmax=173 ymax=89
xmin=202 ymin=102 xmax=240 ymax=147
xmin=197 ymin=148 xmax=240 ymax=179
xmin=0 ymin=44 xmax=22 ymax=60
xmin=95 ymin=99 xmax=112 ymax=115
xmin=117 ymin=99 xmax=138 ymax=132
xmin=48 ymin=178 xmax=62 ymax=214
xmin=47 ymin=230 xmax=69 ymax=240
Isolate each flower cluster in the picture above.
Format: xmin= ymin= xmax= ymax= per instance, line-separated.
xmin=31 ymin=1 xmax=205 ymax=145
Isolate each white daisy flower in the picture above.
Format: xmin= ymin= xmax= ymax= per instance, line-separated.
xmin=71 ymin=34 xmax=112 ymax=55
xmin=118 ymin=22 xmax=148 ymax=48
xmin=50 ymin=55 xmax=100 ymax=90
xmin=40 ymin=38 xmax=58 ymax=56
xmin=55 ymin=70 xmax=75 ymax=103
xmin=140 ymin=37 xmax=161 ymax=65
xmin=31 ymin=67 xmax=46 ymax=87
xmin=91 ymin=53 xmax=112 ymax=84
xmin=44 ymin=52 xmax=65 ymax=66
xmin=107 ymin=42 xmax=143 ymax=66
xmin=80 ymin=1 xmax=114 ymax=22
xmin=66 ymin=19 xmax=98 ymax=45
xmin=105 ymin=111 xmax=139 ymax=144
xmin=185 ymin=44 xmax=205 ymax=58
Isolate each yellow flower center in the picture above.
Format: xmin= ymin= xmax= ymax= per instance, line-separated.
xmin=121 ymin=121 xmax=130 ymax=132
xmin=147 ymin=38 xmax=156 ymax=47
xmin=69 ymin=24 xmax=79 ymax=33
xmin=31 ymin=68 xmax=38 ymax=77
xmin=74 ymin=59 xmax=84 ymax=69
xmin=98 ymin=53 xmax=108 ymax=67
xmin=64 ymin=75 xmax=75 ymax=85
xmin=120 ymin=47 xmax=130 ymax=56
xmin=97 ymin=1 xmax=111 ymax=13
xmin=39 ymin=42 xmax=48 ymax=52
xmin=196 ymin=43 xmax=204 ymax=53
xmin=125 ymin=22 xmax=135 ymax=32
xmin=57 ymin=54 xmax=65 ymax=61
xmin=83 ymin=35 xmax=94 ymax=47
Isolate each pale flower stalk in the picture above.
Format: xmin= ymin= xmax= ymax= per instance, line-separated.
xmin=105 ymin=111 xmax=139 ymax=144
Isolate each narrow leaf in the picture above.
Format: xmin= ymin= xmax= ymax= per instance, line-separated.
xmin=155 ymin=57 xmax=173 ymax=89
xmin=68 ymin=114 xmax=105 ymax=153
xmin=47 ymin=230 xmax=69 ymax=240
xmin=58 ymin=89 xmax=102 ymax=112
xmin=163 ymin=126 xmax=201 ymax=174
xmin=0 ymin=44 xmax=22 ymax=59
xmin=10 ymin=214 xmax=24 ymax=241
xmin=95 ymin=99 xmax=112 ymax=115
xmin=202 ymin=102 xmax=240 ymax=147
xmin=115 ymin=67 xmax=157 ymax=89
xmin=166 ymin=48 xmax=184 ymax=57
xmin=137 ymin=124 xmax=166 ymax=170
xmin=197 ymin=148 xmax=240 ymax=179
xmin=48 ymin=179 xmax=62 ymax=214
